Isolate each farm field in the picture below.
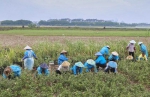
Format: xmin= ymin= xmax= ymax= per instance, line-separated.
xmin=0 ymin=27 xmax=150 ymax=37
xmin=0 ymin=27 xmax=150 ymax=97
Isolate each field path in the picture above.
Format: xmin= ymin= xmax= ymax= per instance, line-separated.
xmin=0 ymin=35 xmax=150 ymax=47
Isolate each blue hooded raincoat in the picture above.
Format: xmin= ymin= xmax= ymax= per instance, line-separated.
xmin=95 ymin=55 xmax=106 ymax=65
xmin=58 ymin=54 xmax=68 ymax=65
xmin=100 ymin=46 xmax=110 ymax=56
xmin=84 ymin=62 xmax=97 ymax=73
xmin=71 ymin=64 xmax=83 ymax=75
xmin=37 ymin=67 xmax=50 ymax=76
xmin=140 ymin=44 xmax=148 ymax=58
xmin=23 ymin=50 xmax=37 ymax=70
xmin=108 ymin=54 xmax=119 ymax=61
xmin=3 ymin=65 xmax=21 ymax=79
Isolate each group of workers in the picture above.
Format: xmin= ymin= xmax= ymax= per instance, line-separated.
xmin=2 ymin=40 xmax=148 ymax=79
xmin=126 ymin=40 xmax=148 ymax=61
xmin=56 ymin=46 xmax=119 ymax=75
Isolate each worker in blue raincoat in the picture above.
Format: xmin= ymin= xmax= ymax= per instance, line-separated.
xmin=104 ymin=61 xmax=118 ymax=73
xmin=3 ymin=65 xmax=21 ymax=79
xmin=108 ymin=51 xmax=119 ymax=61
xmin=22 ymin=45 xmax=37 ymax=70
xmin=84 ymin=59 xmax=97 ymax=73
xmin=37 ymin=63 xmax=50 ymax=76
xmin=71 ymin=62 xmax=84 ymax=75
xmin=100 ymin=45 xmax=110 ymax=56
xmin=58 ymin=50 xmax=68 ymax=65
xmin=138 ymin=42 xmax=148 ymax=58
xmin=95 ymin=52 xmax=107 ymax=70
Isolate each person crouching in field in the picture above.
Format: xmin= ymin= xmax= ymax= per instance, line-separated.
xmin=126 ymin=40 xmax=136 ymax=59
xmin=37 ymin=63 xmax=50 ymax=76
xmin=84 ymin=59 xmax=97 ymax=73
xmin=108 ymin=51 xmax=119 ymax=61
xmin=104 ymin=61 xmax=118 ymax=74
xmin=22 ymin=45 xmax=37 ymax=70
xmin=138 ymin=42 xmax=148 ymax=59
xmin=58 ymin=50 xmax=68 ymax=66
xmin=99 ymin=45 xmax=110 ymax=57
xmin=95 ymin=52 xmax=107 ymax=71
xmin=71 ymin=62 xmax=84 ymax=75
xmin=56 ymin=61 xmax=70 ymax=75
xmin=137 ymin=53 xmax=148 ymax=61
xmin=3 ymin=65 xmax=21 ymax=79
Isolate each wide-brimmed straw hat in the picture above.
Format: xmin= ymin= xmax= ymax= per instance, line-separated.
xmin=138 ymin=42 xmax=143 ymax=45
xmin=61 ymin=61 xmax=70 ymax=66
xmin=87 ymin=59 xmax=95 ymax=66
xmin=40 ymin=63 xmax=49 ymax=69
xmin=24 ymin=45 xmax=32 ymax=50
xmin=75 ymin=62 xmax=84 ymax=67
xmin=95 ymin=52 xmax=102 ymax=56
xmin=126 ymin=55 xmax=133 ymax=60
xmin=112 ymin=51 xmax=119 ymax=56
xmin=4 ymin=66 xmax=12 ymax=76
xmin=106 ymin=45 xmax=110 ymax=49
xmin=61 ymin=50 xmax=67 ymax=54
xmin=130 ymin=40 xmax=136 ymax=44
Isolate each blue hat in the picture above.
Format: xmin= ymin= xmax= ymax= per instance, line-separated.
xmin=75 ymin=62 xmax=84 ymax=67
xmin=108 ymin=61 xmax=117 ymax=68
xmin=87 ymin=59 xmax=96 ymax=66
xmin=95 ymin=52 xmax=102 ymax=56
xmin=40 ymin=63 xmax=49 ymax=69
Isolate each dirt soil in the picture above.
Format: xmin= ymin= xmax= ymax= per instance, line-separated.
xmin=0 ymin=35 xmax=149 ymax=47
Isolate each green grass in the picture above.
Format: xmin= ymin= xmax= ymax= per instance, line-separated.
xmin=0 ymin=29 xmax=150 ymax=36
xmin=0 ymin=27 xmax=150 ymax=96
xmin=0 ymin=40 xmax=150 ymax=96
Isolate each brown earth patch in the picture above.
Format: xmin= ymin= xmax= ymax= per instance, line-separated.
xmin=0 ymin=35 xmax=149 ymax=47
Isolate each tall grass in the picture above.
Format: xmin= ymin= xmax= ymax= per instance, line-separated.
xmin=0 ymin=40 xmax=149 ymax=67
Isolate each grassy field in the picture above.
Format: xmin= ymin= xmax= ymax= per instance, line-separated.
xmin=0 ymin=41 xmax=150 ymax=96
xmin=0 ymin=27 xmax=150 ymax=96
xmin=0 ymin=27 xmax=150 ymax=36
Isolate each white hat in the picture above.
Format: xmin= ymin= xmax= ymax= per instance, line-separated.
xmin=112 ymin=51 xmax=118 ymax=56
xmin=138 ymin=42 xmax=143 ymax=45
xmin=129 ymin=40 xmax=136 ymax=44
xmin=87 ymin=59 xmax=95 ymax=66
xmin=24 ymin=45 xmax=32 ymax=50
xmin=61 ymin=50 xmax=67 ymax=53
xmin=106 ymin=45 xmax=110 ymax=49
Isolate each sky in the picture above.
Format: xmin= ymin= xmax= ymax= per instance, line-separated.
xmin=0 ymin=0 xmax=150 ymax=23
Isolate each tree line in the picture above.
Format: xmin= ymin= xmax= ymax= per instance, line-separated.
xmin=0 ymin=19 xmax=149 ymax=27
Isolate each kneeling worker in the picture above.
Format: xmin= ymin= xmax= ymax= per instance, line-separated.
xmin=3 ymin=65 xmax=21 ymax=79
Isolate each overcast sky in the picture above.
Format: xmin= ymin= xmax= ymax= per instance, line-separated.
xmin=1 ymin=0 xmax=150 ymax=23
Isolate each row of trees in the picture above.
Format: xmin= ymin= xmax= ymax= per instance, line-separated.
xmin=38 ymin=20 xmax=137 ymax=26
xmin=0 ymin=19 xmax=149 ymax=27
xmin=1 ymin=20 xmax=32 ymax=26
